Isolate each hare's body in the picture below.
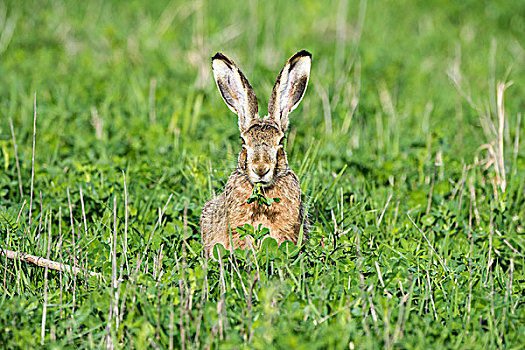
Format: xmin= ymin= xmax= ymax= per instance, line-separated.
xmin=201 ymin=50 xmax=312 ymax=253
xmin=201 ymin=165 xmax=307 ymax=251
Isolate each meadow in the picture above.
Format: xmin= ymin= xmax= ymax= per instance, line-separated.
xmin=0 ymin=0 xmax=524 ymax=348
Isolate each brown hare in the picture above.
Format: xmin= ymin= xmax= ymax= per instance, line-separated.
xmin=201 ymin=50 xmax=311 ymax=254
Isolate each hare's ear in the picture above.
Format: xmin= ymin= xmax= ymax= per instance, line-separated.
xmin=212 ymin=53 xmax=258 ymax=132
xmin=266 ymin=50 xmax=311 ymax=131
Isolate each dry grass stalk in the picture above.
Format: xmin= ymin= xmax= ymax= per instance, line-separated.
xmin=495 ymin=81 xmax=512 ymax=192
xmin=79 ymin=187 xmax=88 ymax=237
xmin=121 ymin=170 xmax=129 ymax=275
xmin=90 ymin=107 xmax=103 ymax=140
xmin=377 ymin=193 xmax=392 ymax=228
xmin=112 ymin=196 xmax=119 ymax=329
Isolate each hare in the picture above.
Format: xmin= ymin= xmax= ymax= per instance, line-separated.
xmin=200 ymin=50 xmax=311 ymax=254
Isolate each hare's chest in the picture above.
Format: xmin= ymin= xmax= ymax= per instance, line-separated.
xmin=225 ymin=176 xmax=301 ymax=244
xmin=230 ymin=202 xmax=281 ymax=228
xmin=228 ymin=200 xmax=297 ymax=243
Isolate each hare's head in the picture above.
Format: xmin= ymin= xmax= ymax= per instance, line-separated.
xmin=212 ymin=50 xmax=311 ymax=187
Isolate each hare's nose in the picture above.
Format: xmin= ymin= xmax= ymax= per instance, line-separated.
xmin=253 ymin=164 xmax=270 ymax=176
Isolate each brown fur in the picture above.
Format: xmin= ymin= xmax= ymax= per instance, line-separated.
xmin=201 ymin=51 xmax=312 ymax=254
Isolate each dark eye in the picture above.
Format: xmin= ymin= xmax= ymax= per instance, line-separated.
xmin=240 ymin=137 xmax=246 ymax=145
xmin=279 ymin=136 xmax=286 ymax=145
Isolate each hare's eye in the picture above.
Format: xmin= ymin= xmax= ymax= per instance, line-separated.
xmin=240 ymin=137 xmax=246 ymax=145
xmin=279 ymin=136 xmax=286 ymax=145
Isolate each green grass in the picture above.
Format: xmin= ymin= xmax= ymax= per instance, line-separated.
xmin=0 ymin=0 xmax=524 ymax=348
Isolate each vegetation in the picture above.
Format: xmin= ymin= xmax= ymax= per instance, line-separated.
xmin=0 ymin=0 xmax=523 ymax=348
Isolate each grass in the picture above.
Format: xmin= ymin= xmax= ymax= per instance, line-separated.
xmin=0 ymin=0 xmax=524 ymax=348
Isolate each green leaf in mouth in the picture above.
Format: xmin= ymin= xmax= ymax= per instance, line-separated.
xmin=247 ymin=183 xmax=281 ymax=206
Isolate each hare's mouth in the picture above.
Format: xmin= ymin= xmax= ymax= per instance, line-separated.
xmin=250 ymin=176 xmax=273 ymax=188
xmin=252 ymin=177 xmax=269 ymax=184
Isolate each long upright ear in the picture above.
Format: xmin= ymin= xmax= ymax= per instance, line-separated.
xmin=212 ymin=53 xmax=258 ymax=132
xmin=266 ymin=50 xmax=311 ymax=131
